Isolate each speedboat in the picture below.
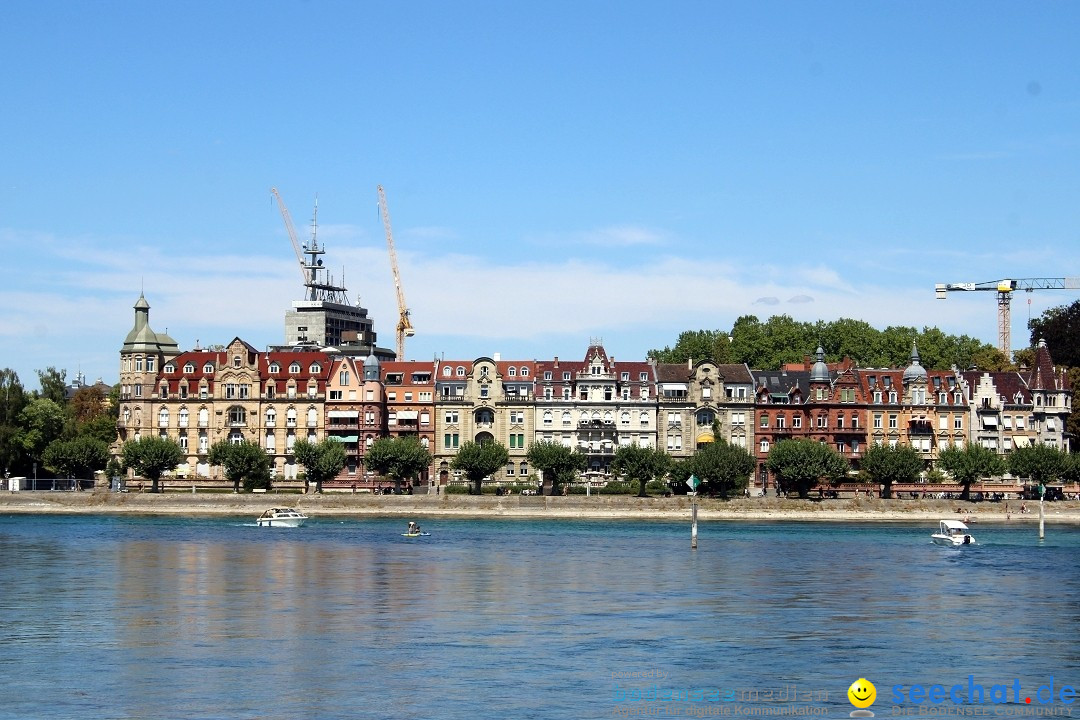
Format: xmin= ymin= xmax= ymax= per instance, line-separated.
xmin=931 ymin=520 xmax=974 ymax=546
xmin=256 ymin=507 xmax=308 ymax=528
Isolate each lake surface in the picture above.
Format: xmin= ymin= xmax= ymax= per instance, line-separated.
xmin=1 ymin=514 xmax=1077 ymax=720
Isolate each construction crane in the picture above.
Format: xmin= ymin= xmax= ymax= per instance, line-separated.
xmin=377 ymin=185 xmax=414 ymax=359
xmin=935 ymin=277 xmax=1080 ymax=356
xmin=270 ymin=187 xmax=309 ymax=287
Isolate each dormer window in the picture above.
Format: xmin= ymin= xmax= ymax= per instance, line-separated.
xmin=456 ymin=366 xmax=466 ymax=377
xmin=507 ymin=367 xmax=516 ymax=377
xmin=520 ymin=367 xmax=529 ymax=377
xmin=233 ymin=355 xmax=242 ymax=368
xmin=563 ymin=372 xmax=571 ymax=380
xmin=203 ymin=363 xmax=214 ymax=374
xmin=640 ymin=372 xmax=648 ymax=381
xmin=442 ymin=366 xmax=452 ymax=377
xmin=268 ymin=362 xmax=280 ymax=373
xmin=289 ymin=362 xmax=301 ymax=374
xmin=184 ymin=363 xmax=195 ymax=374
xmin=310 ymin=363 xmax=322 ymax=374
xmin=544 ymin=371 xmax=552 ymax=380
xmin=164 ymin=364 xmax=175 ymax=374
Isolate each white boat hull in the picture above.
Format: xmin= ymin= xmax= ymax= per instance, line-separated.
xmin=931 ymin=533 xmax=973 ymax=546
xmin=257 ymin=517 xmax=306 ymax=528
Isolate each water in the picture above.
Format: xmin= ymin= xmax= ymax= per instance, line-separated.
xmin=1 ymin=514 xmax=1078 ymax=720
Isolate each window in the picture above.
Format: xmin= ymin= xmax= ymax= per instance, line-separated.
xmin=266 ymin=409 xmax=276 ymax=427
xmin=640 ymin=412 xmax=650 ymax=426
xmin=329 ymin=390 xmax=343 ymax=400
xmin=287 ymin=408 xmax=297 ymax=426
xmin=420 ymin=412 xmax=430 ymax=426
xmin=760 ymin=440 xmax=770 ymax=453
xmin=164 ymin=363 xmax=175 ymax=374
xmin=939 ymin=415 xmax=948 ymax=431
xmin=204 ymin=363 xmax=214 ymax=374
xmin=445 ymin=411 xmax=459 ymax=424
xmin=520 ymin=462 xmax=529 ymax=475
xmin=621 ymin=411 xmax=630 ymax=426
xmin=544 ymin=371 xmax=552 ymax=381
xmin=873 ymin=391 xmax=882 ymax=404
xmin=289 ymin=363 xmax=301 ymax=374
xmin=836 ymin=416 xmax=845 ymax=429
xmin=520 ymin=367 xmax=529 ymax=377
xmin=179 ymin=434 xmax=188 ymax=451
xmin=563 ymin=372 xmax=571 ymax=381
xmin=146 ymin=358 xmax=155 ymax=372
xmin=339 ymin=369 xmax=350 ymax=385
xmin=404 ymin=392 xmax=413 ymax=402
xmin=233 ymin=355 xmax=242 ymax=368
xmin=444 ymin=433 xmax=459 ymax=449
xmin=184 ymin=363 xmax=195 ymax=374
xmin=817 ymin=415 xmax=827 ymax=428
xmin=442 ymin=366 xmax=452 ymax=377
xmin=509 ymin=433 xmax=525 ymax=449
xmin=178 ymin=409 xmax=189 ymax=428
xmin=507 ymin=463 xmax=516 ymax=476
xmin=888 ymin=391 xmax=898 ymax=404
xmin=456 ymin=366 xmax=466 ymax=377
xmin=510 ymin=411 xmax=524 ymax=424
xmin=888 ymin=414 xmax=898 ymax=429
xmin=792 ymin=415 xmax=802 ymax=429
xmin=268 ymin=362 xmax=280 ymax=373
xmin=229 ymin=407 xmax=246 ymax=426
xmin=310 ymin=363 xmax=321 ymax=374
xmin=873 ymin=414 xmax=882 ymax=429
xmin=158 ymin=408 xmax=169 ymax=427
xmin=666 ymin=435 xmax=682 ymax=451
xmin=732 ymin=412 xmax=745 ymax=426
xmin=508 ymin=367 xmax=516 ymax=377
xmin=199 ymin=408 xmax=209 ymax=427
xmin=640 ymin=372 xmax=648 ymax=381
xmin=307 ymin=408 xmax=318 ymax=427
xmin=760 ymin=414 xmax=769 ymax=428
xmin=776 ymin=415 xmax=786 ymax=429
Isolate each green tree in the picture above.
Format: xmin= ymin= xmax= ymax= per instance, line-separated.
xmin=936 ymin=443 xmax=1005 ymax=501
xmin=860 ymin=443 xmax=924 ymax=499
xmin=1028 ymin=300 xmax=1080 ymax=368
xmin=611 ymin=444 xmax=671 ymax=497
xmin=0 ymin=369 xmax=29 ymax=476
xmin=526 ymin=440 xmax=587 ymax=496
xmin=208 ymin=439 xmax=272 ymax=492
xmin=648 ymin=330 xmax=731 ymax=365
xmin=365 ymin=436 xmax=432 ymax=492
xmin=1007 ymin=443 xmax=1070 ymax=493
xmin=77 ymin=415 xmax=118 ymax=446
xmin=42 ymin=436 xmax=110 ymax=485
xmin=35 ymin=367 xmax=68 ymax=405
xmin=121 ymin=435 xmax=184 ymax=493
xmin=293 ymin=437 xmax=347 ymax=493
xmin=17 ymin=398 xmax=68 ymax=466
xmin=766 ymin=439 xmax=849 ymax=499
xmin=70 ymin=385 xmax=108 ymax=426
xmin=451 ymin=440 xmax=510 ymax=494
xmin=683 ymin=439 xmax=755 ymax=498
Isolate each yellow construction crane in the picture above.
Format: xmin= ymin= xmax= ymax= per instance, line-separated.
xmin=377 ymin=185 xmax=414 ymax=359
xmin=935 ymin=277 xmax=1080 ymax=356
xmin=270 ymin=187 xmax=309 ymax=286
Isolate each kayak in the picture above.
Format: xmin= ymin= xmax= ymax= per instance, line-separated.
xmin=401 ymin=532 xmax=431 ymax=537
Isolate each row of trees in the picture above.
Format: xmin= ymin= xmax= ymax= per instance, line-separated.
xmin=647 ymin=315 xmax=1007 ymax=372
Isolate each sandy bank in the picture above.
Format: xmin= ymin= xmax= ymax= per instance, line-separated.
xmin=2 ymin=490 xmax=1078 ymax=523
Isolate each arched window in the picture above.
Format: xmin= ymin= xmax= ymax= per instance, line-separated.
xmin=203 ymin=363 xmax=214 ymax=373
xmin=266 ymin=408 xmax=276 ymax=427
xmin=286 ymin=408 xmax=297 ymax=426
xmin=442 ymin=366 xmax=452 ymax=376
xmin=520 ymin=367 xmax=529 ymax=377
xmin=178 ymin=408 xmax=189 ymax=427
xmin=310 ymin=363 xmax=322 ymax=374
xmin=307 ymin=408 xmax=318 ymax=427
xmin=158 ymin=408 xmax=169 ymax=427
xmin=456 ymin=366 xmax=466 ymax=376
xmin=164 ymin=363 xmax=175 ymax=374
xmin=289 ymin=362 xmax=301 ymax=374
xmin=268 ymin=362 xmax=280 ymax=373
xmin=198 ymin=408 xmax=209 ymax=427
xmin=184 ymin=363 xmax=195 ymax=374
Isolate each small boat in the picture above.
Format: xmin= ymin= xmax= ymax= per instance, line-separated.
xmin=931 ymin=520 xmax=974 ymax=546
xmin=256 ymin=507 xmax=308 ymax=528
xmin=401 ymin=532 xmax=431 ymax=537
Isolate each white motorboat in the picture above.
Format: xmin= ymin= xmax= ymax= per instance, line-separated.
xmin=931 ymin=520 xmax=974 ymax=546
xmin=256 ymin=507 xmax=308 ymax=528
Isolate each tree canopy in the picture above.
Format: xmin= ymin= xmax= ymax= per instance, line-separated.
xmin=649 ymin=315 xmax=999 ymax=371
xmin=611 ymin=444 xmax=671 ymax=497
xmin=526 ymin=441 xmax=587 ymax=496
xmin=1007 ymin=444 xmax=1070 ymax=489
xmin=936 ymin=443 xmax=1005 ymax=500
xmin=1028 ymin=299 xmax=1080 ymax=368
xmin=677 ymin=440 xmax=754 ymax=498
xmin=766 ymin=439 xmax=849 ymax=498
xmin=293 ymin=437 xmax=347 ymax=493
xmin=208 ymin=439 xmax=272 ymax=492
xmin=43 ymin=436 xmax=110 ymax=482
xmin=365 ymin=436 xmax=432 ymax=491
xmin=451 ymin=440 xmax=510 ymax=494
xmin=121 ymin=435 xmax=184 ymax=493
xmin=860 ymin=443 xmax=924 ymax=499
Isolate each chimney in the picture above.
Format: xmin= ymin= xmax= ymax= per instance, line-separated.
xmin=554 ymin=356 xmax=559 ymax=366
xmin=493 ymin=352 xmax=501 ymax=362
xmin=688 ymin=357 xmax=693 ymax=370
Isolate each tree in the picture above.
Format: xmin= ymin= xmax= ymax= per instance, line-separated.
xmin=43 ymin=436 xmax=110 ymax=485
xmin=611 ymin=444 xmax=671 ymax=497
xmin=860 ymin=443 xmax=924 ymax=499
xmin=451 ymin=440 xmax=510 ymax=494
xmin=208 ymin=439 xmax=272 ymax=492
xmin=0 ymin=369 xmax=29 ymax=476
xmin=293 ymin=437 xmax=347 ymax=493
xmin=1028 ymin=300 xmax=1080 ymax=368
xmin=766 ymin=439 xmax=849 ymax=498
xmin=70 ymin=385 xmax=108 ymax=426
xmin=681 ymin=440 xmax=754 ymax=498
xmin=1007 ymin=444 xmax=1070 ymax=494
xmin=365 ymin=436 xmax=432 ymax=492
xmin=35 ymin=367 xmax=68 ymax=405
xmin=648 ymin=330 xmax=731 ymax=365
xmin=77 ymin=415 xmax=118 ymax=446
xmin=526 ymin=441 xmax=587 ymax=496
xmin=120 ymin=436 xmax=184 ymax=493
xmin=17 ymin=398 xmax=68 ymax=467
xmin=936 ymin=443 xmax=1005 ymax=501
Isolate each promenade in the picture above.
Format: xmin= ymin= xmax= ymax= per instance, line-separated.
xmin=3 ymin=490 xmax=1079 ymax=523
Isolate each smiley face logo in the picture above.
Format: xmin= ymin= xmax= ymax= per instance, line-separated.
xmin=848 ymin=678 xmax=877 ymax=709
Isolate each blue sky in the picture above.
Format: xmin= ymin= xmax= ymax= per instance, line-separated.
xmin=2 ymin=1 xmax=1079 ymax=391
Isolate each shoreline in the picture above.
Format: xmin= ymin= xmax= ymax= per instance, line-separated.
xmin=2 ymin=490 xmax=1078 ymax=523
